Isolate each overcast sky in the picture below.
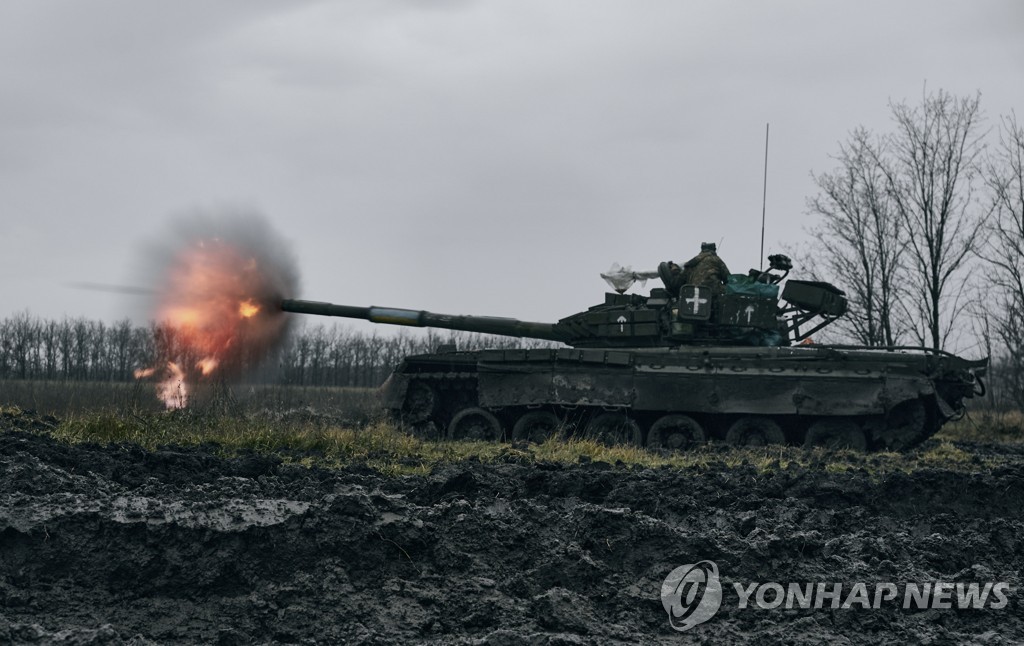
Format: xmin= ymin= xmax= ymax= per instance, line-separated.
xmin=2 ymin=0 xmax=1023 ymax=333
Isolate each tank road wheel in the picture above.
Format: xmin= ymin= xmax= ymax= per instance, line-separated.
xmin=399 ymin=381 xmax=440 ymax=439
xmin=647 ymin=414 xmax=706 ymax=451
xmin=877 ymin=399 xmax=928 ymax=450
xmin=804 ymin=418 xmax=867 ymax=451
xmin=726 ymin=417 xmax=785 ymax=446
xmin=512 ymin=411 xmax=562 ymax=444
xmin=447 ymin=407 xmax=503 ymax=442
xmin=584 ymin=413 xmax=642 ymax=447
xmin=401 ymin=381 xmax=436 ymax=423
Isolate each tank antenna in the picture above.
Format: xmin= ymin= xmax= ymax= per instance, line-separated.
xmin=760 ymin=122 xmax=770 ymax=267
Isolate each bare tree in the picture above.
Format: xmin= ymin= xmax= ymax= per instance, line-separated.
xmin=7 ymin=312 xmax=41 ymax=380
xmin=807 ymin=127 xmax=908 ymax=345
xmin=108 ymin=319 xmax=136 ymax=381
xmin=979 ymin=113 xmax=1024 ymax=407
xmin=875 ymin=89 xmax=988 ymax=350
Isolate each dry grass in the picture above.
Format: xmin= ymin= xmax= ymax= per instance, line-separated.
xmin=16 ymin=407 xmax=1010 ymax=477
xmin=0 ymin=379 xmax=380 ymax=423
xmin=4 ymin=380 xmax=1021 ymax=476
xmin=937 ymin=410 xmax=1024 ymax=444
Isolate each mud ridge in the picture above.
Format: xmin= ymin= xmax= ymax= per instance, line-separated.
xmin=1 ymin=426 xmax=1022 ymax=644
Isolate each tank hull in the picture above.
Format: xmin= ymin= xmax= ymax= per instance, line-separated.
xmin=381 ymin=345 xmax=985 ymax=451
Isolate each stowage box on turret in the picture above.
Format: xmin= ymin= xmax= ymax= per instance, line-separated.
xmin=281 ymin=250 xmax=986 ymax=451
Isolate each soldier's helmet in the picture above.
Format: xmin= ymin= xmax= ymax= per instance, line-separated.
xmin=700 ymin=242 xmax=717 ymax=254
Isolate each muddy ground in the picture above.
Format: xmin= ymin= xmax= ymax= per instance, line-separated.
xmin=1 ymin=415 xmax=1022 ymax=644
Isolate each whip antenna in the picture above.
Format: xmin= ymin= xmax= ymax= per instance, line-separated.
xmin=760 ymin=123 xmax=769 ymax=266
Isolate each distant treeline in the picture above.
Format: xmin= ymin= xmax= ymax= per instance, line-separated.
xmin=0 ymin=312 xmax=1017 ymax=410
xmin=277 ymin=323 xmax=553 ymax=387
xmin=0 ymin=312 xmax=552 ymax=388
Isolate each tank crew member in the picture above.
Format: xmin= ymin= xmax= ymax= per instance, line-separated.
xmin=680 ymin=242 xmax=731 ymax=291
xmin=659 ymin=242 xmax=731 ymax=296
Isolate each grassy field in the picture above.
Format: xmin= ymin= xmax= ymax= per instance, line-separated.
xmin=0 ymin=403 xmax=1017 ymax=478
xmin=0 ymin=379 xmax=380 ymax=422
xmin=3 ymin=378 xmax=1022 ymax=476
xmin=936 ymin=409 xmax=1024 ymax=444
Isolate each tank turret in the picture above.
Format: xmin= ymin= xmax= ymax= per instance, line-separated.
xmin=280 ymin=254 xmax=847 ymax=349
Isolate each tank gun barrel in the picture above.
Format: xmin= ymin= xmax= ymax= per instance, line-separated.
xmin=280 ymin=298 xmax=570 ymax=343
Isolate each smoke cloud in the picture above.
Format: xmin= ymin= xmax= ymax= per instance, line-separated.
xmin=135 ymin=210 xmax=301 ymax=406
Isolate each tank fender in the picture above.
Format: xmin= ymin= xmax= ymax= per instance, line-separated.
xmin=877 ymin=372 xmax=935 ymax=404
xmin=379 ymin=373 xmax=410 ymax=410
xmin=932 ymin=391 xmax=956 ymax=420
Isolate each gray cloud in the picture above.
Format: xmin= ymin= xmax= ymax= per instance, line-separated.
xmin=1 ymin=0 xmax=1021 ymax=330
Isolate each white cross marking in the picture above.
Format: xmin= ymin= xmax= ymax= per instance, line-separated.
xmin=686 ymin=287 xmax=708 ymax=314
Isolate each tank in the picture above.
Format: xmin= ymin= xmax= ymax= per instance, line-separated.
xmin=280 ymin=253 xmax=987 ymax=451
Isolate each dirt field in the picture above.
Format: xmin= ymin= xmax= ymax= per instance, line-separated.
xmin=1 ymin=412 xmax=1022 ymax=644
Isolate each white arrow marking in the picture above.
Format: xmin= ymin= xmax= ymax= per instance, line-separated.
xmin=745 ymin=305 xmax=755 ymax=323
xmin=616 ymin=315 xmax=627 ymax=333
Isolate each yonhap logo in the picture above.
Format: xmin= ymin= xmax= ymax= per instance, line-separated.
xmin=657 ymin=560 xmax=1010 ymax=632
xmin=660 ymin=560 xmax=723 ymax=632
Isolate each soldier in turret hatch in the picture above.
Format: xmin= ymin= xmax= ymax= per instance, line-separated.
xmin=681 ymin=242 xmax=730 ymax=289
xmin=660 ymin=242 xmax=731 ymax=296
